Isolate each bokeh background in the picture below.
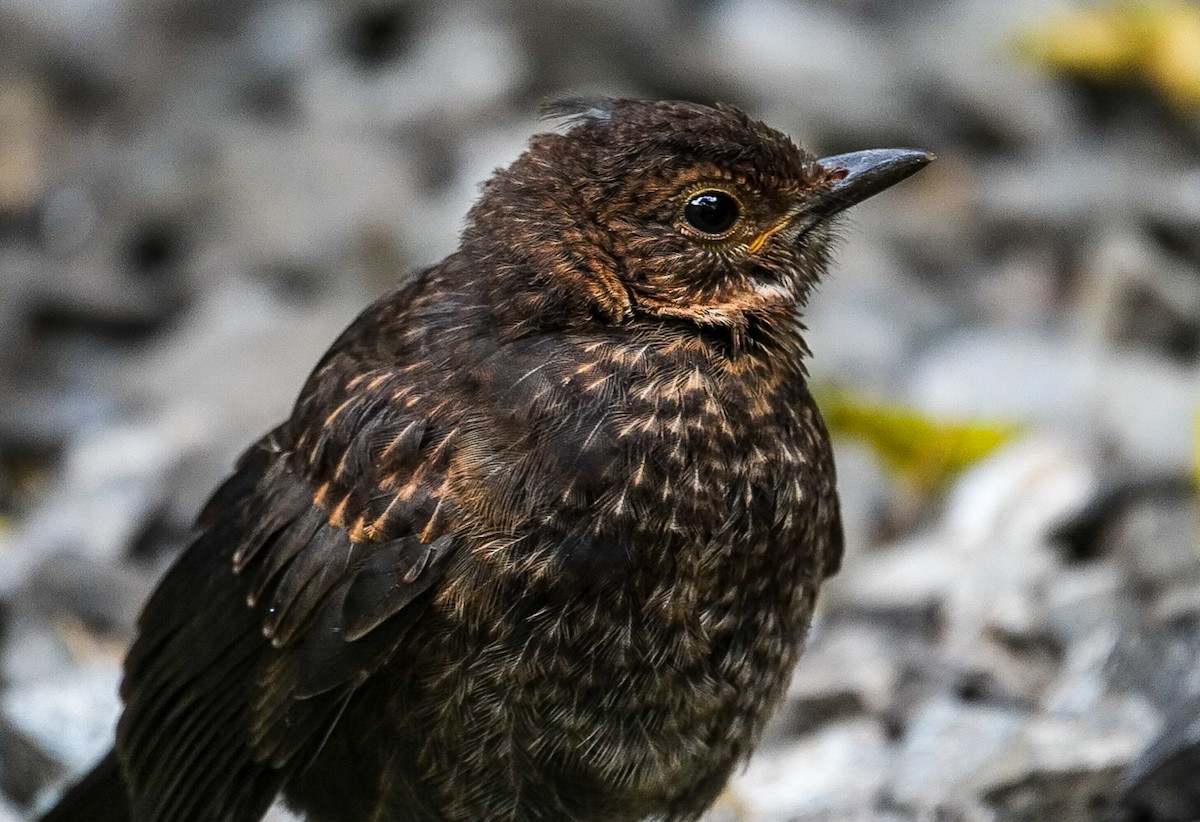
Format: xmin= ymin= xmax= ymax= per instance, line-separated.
xmin=2 ymin=0 xmax=1200 ymax=819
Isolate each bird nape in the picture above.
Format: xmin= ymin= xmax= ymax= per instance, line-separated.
xmin=39 ymin=98 xmax=931 ymax=822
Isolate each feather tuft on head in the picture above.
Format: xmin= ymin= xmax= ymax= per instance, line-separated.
xmin=539 ymin=96 xmax=616 ymax=128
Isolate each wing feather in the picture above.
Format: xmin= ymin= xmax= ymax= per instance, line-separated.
xmin=116 ymin=379 xmax=463 ymax=821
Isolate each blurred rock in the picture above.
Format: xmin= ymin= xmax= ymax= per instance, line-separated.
xmin=2 ymin=663 xmax=120 ymax=774
xmin=0 ymin=613 xmax=85 ymax=688
xmin=907 ymin=0 xmax=1083 ymax=151
xmin=2 ymin=0 xmax=1199 ymax=815
xmin=1041 ymin=573 xmax=1133 ymax=716
xmin=116 ymin=282 xmax=363 ymax=524
xmin=718 ymin=718 xmax=893 ymax=821
xmin=990 ymin=696 xmax=1161 ymax=818
xmin=1108 ymin=497 xmax=1200 ymax=591
xmin=806 ymin=237 xmax=956 ymax=396
xmin=214 ymin=123 xmax=427 ymax=274
xmin=0 ymin=708 xmax=64 ymax=807
xmin=889 ymin=698 xmax=1026 ymax=815
xmin=826 ymin=439 xmax=905 ymax=552
xmin=1 ymin=0 xmax=134 ymax=58
xmin=891 ymin=695 xmax=1158 ymax=820
xmin=978 ymin=143 xmax=1164 ymax=234
xmin=823 ymin=535 xmax=953 ymax=637
xmin=704 ymin=0 xmax=905 ymax=147
xmin=1096 ymin=353 xmax=1200 ymax=475
xmin=299 ymin=4 xmax=526 ymax=133
xmin=263 ymin=803 xmax=304 ymax=822
xmin=911 ymin=330 xmax=1200 ymax=474
xmin=1107 ymin=612 xmax=1200 ymax=716
xmin=1120 ymin=694 xmax=1200 ymax=822
xmin=0 ymin=81 xmax=49 ymax=213
xmin=1146 ymin=166 xmax=1200 ymax=268
xmin=942 ymin=437 xmax=1095 ymax=557
xmin=1076 ymin=229 xmax=1200 ymax=361
xmin=39 ymin=185 xmax=99 ymax=255
xmin=0 ymin=420 xmax=185 ymax=594
xmin=768 ymin=623 xmax=902 ymax=742
xmin=20 ymin=553 xmax=153 ymax=640
xmin=910 ymin=330 xmax=1094 ymax=428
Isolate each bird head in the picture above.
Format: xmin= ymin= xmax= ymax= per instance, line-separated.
xmin=463 ymin=98 xmax=931 ymax=350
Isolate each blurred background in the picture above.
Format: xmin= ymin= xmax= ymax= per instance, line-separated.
xmin=1 ymin=0 xmax=1199 ymax=819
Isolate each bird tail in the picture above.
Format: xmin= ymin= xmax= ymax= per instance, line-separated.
xmin=38 ymin=749 xmax=131 ymax=822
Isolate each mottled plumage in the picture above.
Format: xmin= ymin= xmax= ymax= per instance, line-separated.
xmin=41 ymin=99 xmax=930 ymax=822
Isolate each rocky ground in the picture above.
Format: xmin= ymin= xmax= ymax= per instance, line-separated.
xmin=1 ymin=0 xmax=1199 ymax=820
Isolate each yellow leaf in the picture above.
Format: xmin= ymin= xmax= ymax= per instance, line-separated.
xmin=1145 ymin=5 xmax=1200 ymax=108
xmin=816 ymin=385 xmax=1023 ymax=495
xmin=1193 ymin=406 xmax=1200 ymax=491
xmin=1018 ymin=5 xmax=1142 ymax=80
xmin=1018 ymin=0 xmax=1200 ymax=112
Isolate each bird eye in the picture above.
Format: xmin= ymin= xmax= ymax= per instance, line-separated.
xmin=681 ymin=190 xmax=741 ymax=237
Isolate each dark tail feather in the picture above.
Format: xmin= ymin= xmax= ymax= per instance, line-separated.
xmin=39 ymin=750 xmax=131 ymax=822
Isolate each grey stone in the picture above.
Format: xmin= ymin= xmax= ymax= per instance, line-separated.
xmin=825 ymin=440 xmax=906 ymax=553
xmin=831 ymin=439 xmax=1096 ymax=686
xmin=243 ymin=1 xmax=334 ymax=76
xmin=1107 ymin=499 xmax=1200 ymax=591
xmin=1107 ymin=612 xmax=1200 ymax=714
xmin=976 ymin=144 xmax=1168 ymax=232
xmin=1144 ymin=167 xmax=1200 ymax=269
xmin=986 ymin=697 xmax=1162 ymax=821
xmin=786 ymin=811 xmax=924 ymax=822
xmin=823 ymin=534 xmax=954 ymax=635
xmin=805 ymin=236 xmax=957 ymax=396
xmin=910 ymin=331 xmax=1200 ymax=475
xmin=890 ymin=698 xmax=1027 ymax=811
xmin=1152 ymin=581 xmax=1200 ymax=626
xmin=909 ymin=330 xmax=1097 ymax=428
xmin=263 ymin=802 xmax=305 ymax=822
xmin=890 ymin=696 xmax=1160 ymax=819
xmin=297 ymin=4 xmax=526 ymax=135
xmin=0 ymin=611 xmax=90 ymax=688
xmin=701 ymin=1 xmax=907 ymax=146
xmin=1074 ymin=229 xmax=1200 ymax=360
xmin=904 ymin=0 xmax=1083 ymax=150
xmin=1094 ymin=355 xmax=1200 ymax=475
xmin=0 ymin=420 xmax=184 ymax=599
xmin=1044 ymin=628 xmax=1123 ymax=716
xmin=1121 ymin=694 xmax=1200 ymax=822
xmin=19 ymin=554 xmax=153 ymax=641
xmin=718 ymin=719 xmax=893 ymax=821
xmin=0 ymin=82 xmax=51 ymax=213
xmin=1041 ymin=560 xmax=1131 ymax=648
xmin=0 ymin=796 xmax=20 ymax=822
xmin=115 ymin=283 xmax=364 ymax=524
xmin=2 ymin=664 xmax=122 ymax=773
xmin=0 ymin=709 xmax=65 ymax=807
xmin=767 ymin=623 xmax=903 ymax=741
xmin=212 ymin=122 xmax=434 ymax=273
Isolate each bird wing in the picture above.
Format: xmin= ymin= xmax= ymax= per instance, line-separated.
xmin=115 ymin=313 xmax=463 ymax=822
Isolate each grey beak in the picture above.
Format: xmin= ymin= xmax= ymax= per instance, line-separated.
xmin=809 ymin=149 xmax=934 ymax=219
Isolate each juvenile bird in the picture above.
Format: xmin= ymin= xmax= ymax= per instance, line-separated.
xmin=41 ymin=98 xmax=931 ymax=822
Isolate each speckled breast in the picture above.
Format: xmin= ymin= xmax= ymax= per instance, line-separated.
xmin=403 ymin=328 xmax=838 ymax=819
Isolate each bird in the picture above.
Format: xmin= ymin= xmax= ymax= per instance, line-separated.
xmin=39 ymin=98 xmax=931 ymax=822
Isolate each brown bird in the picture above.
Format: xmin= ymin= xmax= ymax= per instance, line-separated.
xmin=40 ymin=98 xmax=931 ymax=822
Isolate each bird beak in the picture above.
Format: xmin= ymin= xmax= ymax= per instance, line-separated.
xmin=808 ymin=148 xmax=934 ymax=219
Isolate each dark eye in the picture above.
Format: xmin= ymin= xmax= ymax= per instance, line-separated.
xmin=682 ymin=190 xmax=741 ymax=237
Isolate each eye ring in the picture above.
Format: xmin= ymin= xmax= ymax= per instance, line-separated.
xmin=679 ymin=188 xmax=742 ymax=239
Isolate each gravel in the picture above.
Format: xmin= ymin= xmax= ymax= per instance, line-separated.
xmin=2 ymin=0 xmax=1198 ymax=819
